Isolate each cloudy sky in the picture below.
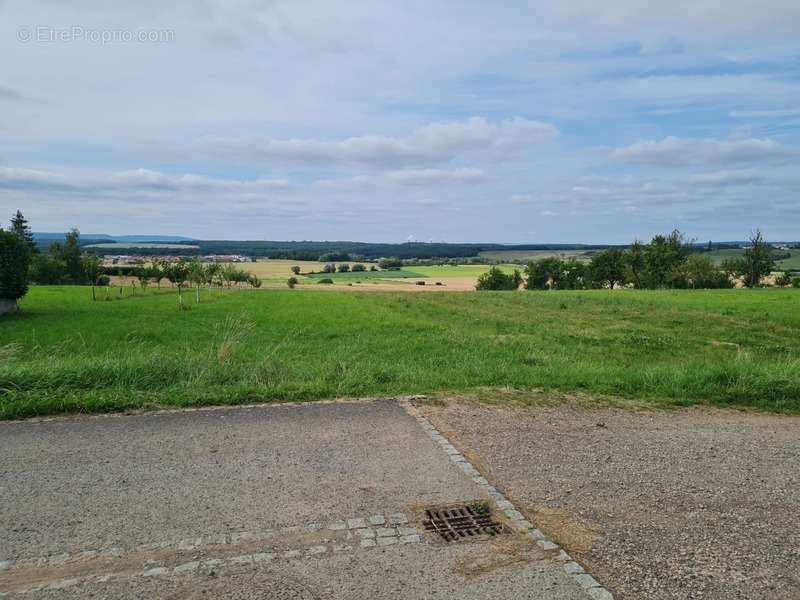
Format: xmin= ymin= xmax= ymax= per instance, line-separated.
xmin=1 ymin=1 xmax=799 ymax=243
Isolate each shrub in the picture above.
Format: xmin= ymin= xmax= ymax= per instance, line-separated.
xmin=378 ymin=257 xmax=403 ymax=270
xmin=0 ymin=229 xmax=31 ymax=307
xmin=370 ymin=265 xmax=379 ymax=272
xmin=337 ymin=263 xmax=350 ymax=273
xmin=290 ymin=265 xmax=301 ymax=275
xmin=416 ymin=280 xmax=425 ymax=285
xmin=287 ymin=277 xmax=298 ymax=289
xmin=476 ymin=267 xmax=522 ymax=291
xmin=792 ymin=277 xmax=800 ymax=289
xmin=351 ymin=263 xmax=366 ymax=272
xmin=774 ymin=272 xmax=792 ymax=287
xmin=317 ymin=278 xmax=334 ymax=284
xmin=322 ymin=263 xmax=335 ymax=273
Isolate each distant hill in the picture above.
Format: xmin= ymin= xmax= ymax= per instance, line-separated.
xmin=33 ymin=232 xmax=195 ymax=243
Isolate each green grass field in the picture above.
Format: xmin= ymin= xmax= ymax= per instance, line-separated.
xmin=1 ymin=286 xmax=798 ymax=419
xmin=706 ymin=248 xmax=800 ymax=271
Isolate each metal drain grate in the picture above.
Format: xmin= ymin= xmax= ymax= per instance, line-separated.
xmin=422 ymin=504 xmax=505 ymax=542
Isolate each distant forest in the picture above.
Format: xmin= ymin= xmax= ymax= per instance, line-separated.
xmin=67 ymin=239 xmax=615 ymax=260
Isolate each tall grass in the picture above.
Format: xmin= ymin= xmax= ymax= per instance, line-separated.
xmin=0 ymin=286 xmax=798 ymax=418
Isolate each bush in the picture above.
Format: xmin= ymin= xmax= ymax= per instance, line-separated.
xmin=322 ymin=263 xmax=336 ymax=273
xmin=290 ymin=266 xmax=301 ymax=275
xmin=792 ymin=277 xmax=800 ymax=289
xmin=0 ymin=230 xmax=31 ymax=304
xmin=774 ymin=272 xmax=792 ymax=287
xmin=317 ymin=278 xmax=334 ymax=284
xmin=351 ymin=263 xmax=366 ymax=272
xmin=287 ymin=277 xmax=298 ymax=289
xmin=370 ymin=265 xmax=379 ymax=272
xmin=378 ymin=257 xmax=403 ymax=270
xmin=476 ymin=267 xmax=522 ymax=291
xmin=97 ymin=275 xmax=111 ymax=286
xmin=337 ymin=263 xmax=350 ymax=273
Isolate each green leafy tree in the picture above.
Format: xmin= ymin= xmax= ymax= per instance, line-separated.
xmin=248 ymin=274 xmax=262 ymax=288
xmin=0 ymin=229 xmax=31 ymax=312
xmin=188 ymin=259 xmax=206 ymax=303
xmin=589 ymin=249 xmax=627 ymax=289
xmin=337 ymin=263 xmax=350 ymax=273
xmin=643 ymin=230 xmax=691 ymax=288
xmin=10 ymin=210 xmax=36 ymax=254
xmin=164 ymin=262 xmax=190 ymax=307
xmin=83 ymin=254 xmax=103 ymax=301
xmin=476 ymin=267 xmax=522 ymax=290
xmin=322 ymin=263 xmax=336 ymax=273
xmin=560 ymin=259 xmax=588 ymax=290
xmin=351 ymin=263 xmax=366 ymax=272
xmin=378 ymin=257 xmax=403 ymax=270
xmin=287 ymin=276 xmax=298 ymax=289
xmin=742 ymin=229 xmax=774 ymax=288
xmin=625 ymin=241 xmax=646 ymax=288
xmin=680 ymin=254 xmax=732 ymax=289
xmin=290 ymin=265 xmax=301 ymax=275
xmin=136 ymin=266 xmax=152 ymax=293
xmin=774 ymin=272 xmax=792 ymax=287
xmin=524 ymin=257 xmax=564 ymax=290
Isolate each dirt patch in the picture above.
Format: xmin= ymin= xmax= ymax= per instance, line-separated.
xmin=450 ymin=534 xmax=545 ymax=579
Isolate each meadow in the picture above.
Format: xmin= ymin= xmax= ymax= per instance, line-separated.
xmin=0 ymin=286 xmax=798 ymax=419
xmin=706 ymin=247 xmax=800 ymax=271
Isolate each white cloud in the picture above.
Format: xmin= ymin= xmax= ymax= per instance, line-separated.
xmin=197 ymin=118 xmax=558 ymax=168
xmin=687 ymin=169 xmax=763 ymax=187
xmin=610 ymin=136 xmax=800 ymax=167
xmin=510 ymin=194 xmax=532 ymax=204
xmin=0 ymin=166 xmax=288 ymax=194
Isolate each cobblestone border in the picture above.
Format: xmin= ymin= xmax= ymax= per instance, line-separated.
xmin=401 ymin=399 xmax=615 ymax=600
xmin=0 ymin=513 xmax=420 ymax=596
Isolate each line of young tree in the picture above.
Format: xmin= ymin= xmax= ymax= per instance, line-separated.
xmin=478 ymin=230 xmax=799 ymax=291
xmin=0 ymin=211 xmax=265 ymax=311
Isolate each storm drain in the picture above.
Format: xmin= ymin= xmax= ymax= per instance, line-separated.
xmin=422 ymin=503 xmax=505 ymax=542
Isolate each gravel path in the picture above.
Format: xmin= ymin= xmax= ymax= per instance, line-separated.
xmin=420 ymin=399 xmax=800 ymax=600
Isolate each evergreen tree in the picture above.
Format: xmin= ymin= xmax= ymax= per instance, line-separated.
xmin=10 ymin=210 xmax=36 ymax=253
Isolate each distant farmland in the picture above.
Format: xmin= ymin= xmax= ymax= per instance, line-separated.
xmin=706 ymin=248 xmax=800 ymax=271
xmin=479 ymin=249 xmax=597 ymax=262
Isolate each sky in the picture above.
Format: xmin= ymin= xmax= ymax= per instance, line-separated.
xmin=1 ymin=0 xmax=799 ymax=244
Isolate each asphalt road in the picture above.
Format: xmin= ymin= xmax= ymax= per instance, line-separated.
xmin=0 ymin=399 xmax=589 ymax=599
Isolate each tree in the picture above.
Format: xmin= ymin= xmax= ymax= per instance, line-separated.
xmin=370 ymin=265 xmax=378 ymax=272
xmin=290 ymin=265 xmax=301 ymax=275
xmin=136 ymin=266 xmax=151 ymax=293
xmin=560 ymin=259 xmax=588 ymax=290
xmin=378 ymin=257 xmax=403 ymax=270
xmin=188 ymin=260 xmax=206 ymax=303
xmin=742 ymin=229 xmax=774 ymax=288
xmin=60 ymin=229 xmax=85 ymax=284
xmin=680 ymin=255 xmax=732 ymax=289
xmin=83 ymin=254 xmax=103 ymax=301
xmin=643 ymin=230 xmax=690 ymax=288
xmin=351 ymin=263 xmax=366 ymax=272
xmin=322 ymin=263 xmax=336 ymax=273
xmin=10 ymin=210 xmax=36 ymax=254
xmin=0 ymin=229 xmax=31 ymax=313
xmin=248 ymin=274 xmax=262 ymax=288
xmin=524 ymin=258 xmax=564 ymax=290
xmin=774 ymin=272 xmax=792 ymax=287
xmin=625 ymin=241 xmax=646 ymax=288
xmin=287 ymin=276 xmax=298 ymax=289
xmin=476 ymin=267 xmax=522 ymax=290
xmin=337 ymin=263 xmax=350 ymax=273
xmin=151 ymin=261 xmax=167 ymax=288
xmin=589 ymin=249 xmax=627 ymax=289
xmin=164 ymin=262 xmax=190 ymax=307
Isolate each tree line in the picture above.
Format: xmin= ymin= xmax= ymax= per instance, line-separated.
xmin=0 ymin=211 xmax=263 ymax=310
xmin=477 ymin=230 xmax=799 ymax=291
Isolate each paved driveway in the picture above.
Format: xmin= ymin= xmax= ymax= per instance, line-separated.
xmin=0 ymin=399 xmax=593 ymax=599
